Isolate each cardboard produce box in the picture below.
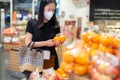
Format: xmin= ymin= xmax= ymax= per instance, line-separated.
xmin=20 ymin=40 xmax=25 ymax=47
xmin=3 ymin=35 xmax=21 ymax=51
xmin=10 ymin=48 xmax=20 ymax=72
xmin=3 ymin=43 xmax=20 ymax=51
xmin=19 ymin=35 xmax=26 ymax=47
xmin=3 ymin=43 xmax=12 ymax=51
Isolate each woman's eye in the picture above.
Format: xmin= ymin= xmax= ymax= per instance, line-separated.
xmin=47 ymin=8 xmax=55 ymax=12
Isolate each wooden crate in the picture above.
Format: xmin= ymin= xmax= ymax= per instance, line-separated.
xmin=3 ymin=43 xmax=20 ymax=51
xmin=3 ymin=43 xmax=11 ymax=51
xmin=10 ymin=48 xmax=20 ymax=72
xmin=20 ymin=41 xmax=26 ymax=47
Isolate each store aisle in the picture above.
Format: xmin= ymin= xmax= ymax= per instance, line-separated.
xmin=0 ymin=48 xmax=25 ymax=80
xmin=0 ymin=48 xmax=10 ymax=80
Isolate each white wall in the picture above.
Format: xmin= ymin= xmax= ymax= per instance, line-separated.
xmin=59 ymin=0 xmax=90 ymax=28
xmin=77 ymin=7 xmax=89 ymax=31
xmin=59 ymin=0 xmax=77 ymax=26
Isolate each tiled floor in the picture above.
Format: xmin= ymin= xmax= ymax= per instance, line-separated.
xmin=0 ymin=48 xmax=25 ymax=80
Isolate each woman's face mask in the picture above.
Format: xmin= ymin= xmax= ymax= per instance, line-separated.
xmin=44 ymin=3 xmax=55 ymax=21
xmin=44 ymin=11 xmax=54 ymax=20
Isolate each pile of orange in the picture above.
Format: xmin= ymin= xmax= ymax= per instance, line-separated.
xmin=81 ymin=32 xmax=100 ymax=50
xmin=60 ymin=51 xmax=75 ymax=73
xmin=82 ymin=32 xmax=92 ymax=42
xmin=75 ymin=53 xmax=89 ymax=65
xmin=56 ymin=51 xmax=74 ymax=79
xmin=81 ymin=32 xmax=120 ymax=55
xmin=56 ymin=31 xmax=120 ymax=79
xmin=82 ymin=31 xmax=100 ymax=43
xmin=100 ymin=34 xmax=113 ymax=47
xmin=55 ymin=68 xmax=68 ymax=78
xmin=74 ymin=53 xmax=89 ymax=76
xmin=62 ymin=52 xmax=74 ymax=63
xmin=53 ymin=35 xmax=66 ymax=43
xmin=56 ymin=48 xmax=89 ymax=77
xmin=73 ymin=64 xmax=88 ymax=76
xmin=60 ymin=62 xmax=73 ymax=73
xmin=89 ymin=49 xmax=98 ymax=57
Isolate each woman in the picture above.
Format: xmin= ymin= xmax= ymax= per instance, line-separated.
xmin=24 ymin=0 xmax=60 ymax=78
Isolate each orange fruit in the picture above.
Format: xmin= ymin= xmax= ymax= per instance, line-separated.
xmin=113 ymin=38 xmax=120 ymax=48
xmin=60 ymin=62 xmax=73 ymax=72
xmin=58 ymin=73 xmax=68 ymax=78
xmin=73 ymin=64 xmax=88 ymax=76
xmin=89 ymin=49 xmax=97 ymax=57
xmin=59 ymin=35 xmax=66 ymax=43
xmin=75 ymin=53 xmax=89 ymax=65
xmin=100 ymin=35 xmax=107 ymax=46
xmin=84 ymin=42 xmax=91 ymax=48
xmin=106 ymin=47 xmax=114 ymax=54
xmin=100 ymin=35 xmax=113 ymax=47
xmin=56 ymin=68 xmax=65 ymax=74
xmin=99 ymin=44 xmax=107 ymax=53
xmin=56 ymin=68 xmax=68 ymax=78
xmin=82 ymin=32 xmax=92 ymax=42
xmin=99 ymin=44 xmax=114 ymax=54
xmin=53 ymin=36 xmax=59 ymax=42
xmin=91 ymin=43 xmax=98 ymax=49
xmin=92 ymin=33 xmax=100 ymax=43
xmin=63 ymin=52 xmax=74 ymax=63
xmin=87 ymin=32 xmax=100 ymax=43
xmin=80 ymin=40 xmax=91 ymax=48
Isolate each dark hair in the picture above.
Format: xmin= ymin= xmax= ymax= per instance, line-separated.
xmin=37 ymin=0 xmax=58 ymax=29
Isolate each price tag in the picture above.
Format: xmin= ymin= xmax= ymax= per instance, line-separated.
xmin=12 ymin=37 xmax=18 ymax=42
xmin=4 ymin=36 xmax=12 ymax=43
xmin=43 ymin=50 xmax=50 ymax=60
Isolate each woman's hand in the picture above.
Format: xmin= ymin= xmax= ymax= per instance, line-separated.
xmin=45 ymin=39 xmax=55 ymax=47
xmin=54 ymin=40 xmax=61 ymax=47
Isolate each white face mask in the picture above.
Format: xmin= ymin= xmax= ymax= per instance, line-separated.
xmin=44 ymin=11 xmax=54 ymax=20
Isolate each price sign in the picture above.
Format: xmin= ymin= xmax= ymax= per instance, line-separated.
xmin=4 ymin=36 xmax=12 ymax=43
xmin=43 ymin=50 xmax=50 ymax=60
xmin=12 ymin=37 xmax=19 ymax=42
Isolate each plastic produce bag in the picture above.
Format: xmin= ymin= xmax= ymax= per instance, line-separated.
xmin=29 ymin=68 xmax=41 ymax=80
